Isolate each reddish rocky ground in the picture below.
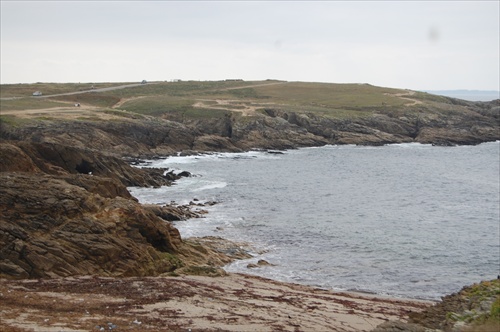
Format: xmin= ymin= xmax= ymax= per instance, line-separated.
xmin=0 ymin=273 xmax=432 ymax=332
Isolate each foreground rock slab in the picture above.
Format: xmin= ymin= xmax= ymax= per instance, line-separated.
xmin=0 ymin=273 xmax=432 ymax=332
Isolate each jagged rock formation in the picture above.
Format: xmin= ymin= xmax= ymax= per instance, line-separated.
xmin=0 ymin=141 xmax=175 ymax=187
xmin=0 ymin=172 xmax=182 ymax=278
xmin=259 ymin=100 xmax=499 ymax=146
xmin=1 ymin=100 xmax=498 ymax=159
xmin=0 ymin=142 xmax=229 ymax=279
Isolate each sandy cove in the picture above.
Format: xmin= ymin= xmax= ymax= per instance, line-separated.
xmin=0 ymin=273 xmax=433 ymax=332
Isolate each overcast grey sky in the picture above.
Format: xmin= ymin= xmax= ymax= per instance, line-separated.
xmin=1 ymin=1 xmax=499 ymax=90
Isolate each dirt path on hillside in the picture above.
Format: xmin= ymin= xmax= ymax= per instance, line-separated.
xmin=2 ymin=81 xmax=287 ymax=118
xmin=1 ymin=83 xmax=153 ymax=120
xmin=1 ymin=103 xmax=125 ymax=121
xmin=193 ymin=99 xmax=277 ymax=116
xmin=112 ymin=96 xmax=149 ymax=109
xmin=3 ymin=82 xmax=420 ymax=120
xmin=192 ymin=81 xmax=288 ymax=116
xmin=385 ymin=91 xmax=423 ymax=106
xmin=113 ymin=81 xmax=288 ymax=115
xmin=39 ymin=83 xmax=149 ymax=99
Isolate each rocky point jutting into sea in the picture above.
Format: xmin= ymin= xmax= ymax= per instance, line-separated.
xmin=0 ymin=81 xmax=499 ymax=331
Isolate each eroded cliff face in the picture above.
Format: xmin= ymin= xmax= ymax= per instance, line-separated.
xmin=0 ymin=172 xmax=182 ymax=278
xmin=1 ymin=100 xmax=498 ymax=159
xmin=0 ymin=142 xmax=234 ymax=279
xmin=259 ymin=100 xmax=500 ymax=146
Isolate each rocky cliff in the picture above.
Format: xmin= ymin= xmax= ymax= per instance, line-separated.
xmin=0 ymin=82 xmax=499 ymax=281
xmin=1 ymin=99 xmax=498 ymax=159
xmin=0 ymin=171 xmax=181 ymax=278
xmin=0 ymin=141 xmax=237 ymax=279
xmin=256 ymin=99 xmax=499 ymax=146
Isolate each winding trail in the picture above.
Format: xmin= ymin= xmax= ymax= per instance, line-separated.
xmin=0 ymin=83 xmax=152 ymax=101
xmin=34 ymin=83 xmax=150 ymax=99
xmin=192 ymin=99 xmax=276 ymax=116
xmin=385 ymin=90 xmax=423 ymax=106
xmin=190 ymin=81 xmax=288 ymax=116
xmin=114 ymin=81 xmax=289 ymax=115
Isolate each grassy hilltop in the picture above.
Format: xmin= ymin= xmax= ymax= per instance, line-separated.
xmin=0 ymin=80 xmax=459 ymax=119
xmin=1 ymin=79 xmax=498 ymax=151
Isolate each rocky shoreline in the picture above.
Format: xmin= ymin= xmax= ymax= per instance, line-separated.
xmin=1 ymin=140 xmax=499 ymax=331
xmin=1 ymin=270 xmax=497 ymax=331
xmin=1 ymin=97 xmax=499 ymax=158
xmin=0 ymin=141 xmax=240 ymax=279
xmin=1 ymin=92 xmax=499 ymax=330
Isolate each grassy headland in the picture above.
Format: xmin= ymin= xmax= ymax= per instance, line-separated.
xmin=0 ymin=79 xmax=484 ymax=120
xmin=1 ymin=79 xmax=498 ymax=150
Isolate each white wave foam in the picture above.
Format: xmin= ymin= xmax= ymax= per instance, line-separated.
xmin=192 ymin=181 xmax=227 ymax=192
xmin=145 ymin=150 xmax=282 ymax=168
xmin=386 ymin=142 xmax=433 ymax=148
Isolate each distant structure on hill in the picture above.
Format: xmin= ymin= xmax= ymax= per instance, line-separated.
xmin=32 ymin=91 xmax=42 ymax=96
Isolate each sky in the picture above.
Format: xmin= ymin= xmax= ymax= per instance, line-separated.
xmin=1 ymin=1 xmax=499 ymax=91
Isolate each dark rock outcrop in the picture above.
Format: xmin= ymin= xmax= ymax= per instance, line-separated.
xmin=0 ymin=141 xmax=172 ymax=188
xmin=0 ymin=118 xmax=196 ymax=158
xmin=260 ymin=101 xmax=499 ymax=147
xmin=1 ymin=100 xmax=498 ymax=158
xmin=143 ymin=204 xmax=200 ymax=221
xmin=0 ymin=141 xmax=229 ymax=279
xmin=0 ymin=172 xmax=182 ymax=279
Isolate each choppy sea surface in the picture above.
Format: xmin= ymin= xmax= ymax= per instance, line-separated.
xmin=129 ymin=142 xmax=500 ymax=300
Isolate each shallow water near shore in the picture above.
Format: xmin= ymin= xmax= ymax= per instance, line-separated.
xmin=129 ymin=142 xmax=500 ymax=300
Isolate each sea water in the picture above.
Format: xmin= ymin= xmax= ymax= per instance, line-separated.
xmin=128 ymin=142 xmax=500 ymax=300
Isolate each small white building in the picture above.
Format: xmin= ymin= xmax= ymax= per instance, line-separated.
xmin=32 ymin=91 xmax=42 ymax=96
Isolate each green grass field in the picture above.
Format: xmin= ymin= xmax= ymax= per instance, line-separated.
xmin=0 ymin=98 xmax=70 ymax=111
xmin=1 ymin=80 xmax=466 ymax=121
xmin=0 ymin=82 xmax=124 ymax=99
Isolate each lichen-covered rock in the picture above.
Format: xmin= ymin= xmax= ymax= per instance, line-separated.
xmin=374 ymin=279 xmax=500 ymax=332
